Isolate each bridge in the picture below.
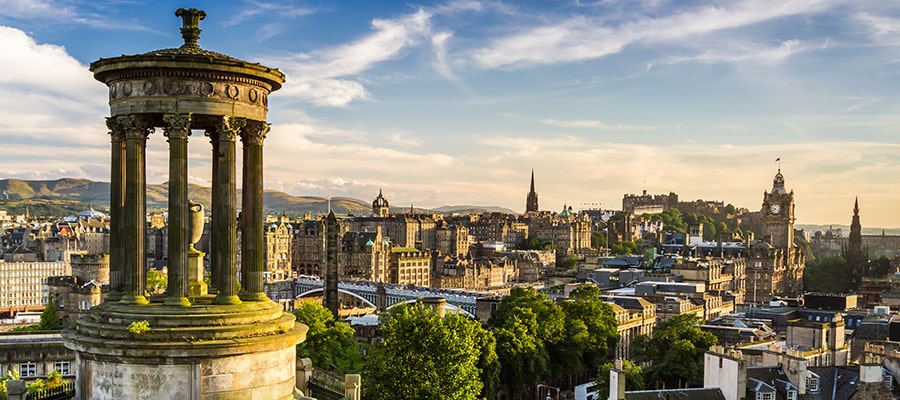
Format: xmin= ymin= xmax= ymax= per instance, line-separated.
xmin=293 ymin=278 xmax=482 ymax=315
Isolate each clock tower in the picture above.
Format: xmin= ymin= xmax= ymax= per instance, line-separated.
xmin=761 ymin=169 xmax=795 ymax=249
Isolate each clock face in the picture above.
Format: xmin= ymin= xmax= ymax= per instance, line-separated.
xmin=770 ymin=204 xmax=781 ymax=214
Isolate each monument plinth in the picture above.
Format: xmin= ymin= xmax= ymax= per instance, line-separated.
xmin=63 ymin=8 xmax=306 ymax=400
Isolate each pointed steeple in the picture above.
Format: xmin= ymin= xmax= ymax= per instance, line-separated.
xmin=526 ymin=169 xmax=539 ymax=214
xmin=530 ymin=169 xmax=535 ymax=192
xmin=854 ymin=196 xmax=859 ymax=216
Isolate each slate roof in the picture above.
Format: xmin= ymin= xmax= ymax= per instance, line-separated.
xmin=801 ymin=366 xmax=860 ymax=400
xmin=624 ymin=388 xmax=725 ymax=400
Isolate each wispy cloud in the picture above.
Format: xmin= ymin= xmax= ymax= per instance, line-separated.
xmin=664 ymin=39 xmax=812 ymax=65
xmin=470 ymin=0 xmax=846 ymax=68
xmin=222 ymin=0 xmax=319 ymax=28
xmin=266 ymin=9 xmax=433 ymax=106
xmin=0 ymin=0 xmax=152 ymax=31
xmin=540 ymin=118 xmax=656 ymax=131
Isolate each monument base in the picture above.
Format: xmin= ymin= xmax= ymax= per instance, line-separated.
xmin=63 ymin=297 xmax=306 ymax=400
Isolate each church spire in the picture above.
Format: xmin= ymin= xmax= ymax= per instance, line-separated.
xmin=526 ymin=169 xmax=539 ymax=214
xmin=530 ymin=169 xmax=535 ymax=192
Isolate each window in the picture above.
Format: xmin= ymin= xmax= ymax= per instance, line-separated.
xmin=19 ymin=362 xmax=36 ymax=377
xmin=757 ymin=392 xmax=774 ymax=400
xmin=53 ymin=361 xmax=71 ymax=375
xmin=787 ymin=390 xmax=797 ymax=400
xmin=807 ymin=377 xmax=820 ymax=393
xmin=884 ymin=374 xmax=893 ymax=389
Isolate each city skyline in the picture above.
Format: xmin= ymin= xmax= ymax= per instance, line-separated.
xmin=1 ymin=1 xmax=899 ymax=226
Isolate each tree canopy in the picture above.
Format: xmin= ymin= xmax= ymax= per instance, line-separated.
xmin=364 ymin=304 xmax=498 ymax=400
xmin=804 ymin=255 xmax=852 ymax=293
xmin=293 ymin=301 xmax=361 ymax=374
xmin=595 ymin=360 xmax=644 ymax=399
xmin=489 ymin=286 xmax=618 ymax=393
xmin=632 ymin=313 xmax=717 ymax=389
xmin=556 ymin=285 xmax=619 ymax=375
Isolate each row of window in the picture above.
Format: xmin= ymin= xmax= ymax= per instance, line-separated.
xmin=17 ymin=361 xmax=70 ymax=377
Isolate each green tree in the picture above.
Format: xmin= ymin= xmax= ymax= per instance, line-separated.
xmin=804 ymin=255 xmax=852 ymax=293
xmin=38 ymin=298 xmax=60 ymax=330
xmin=44 ymin=370 xmax=64 ymax=389
xmin=654 ymin=208 xmax=687 ymax=233
xmin=293 ymin=301 xmax=360 ymax=374
xmin=556 ymin=285 xmax=619 ymax=375
xmin=595 ymin=360 xmax=644 ymax=399
xmin=489 ymin=287 xmax=564 ymax=395
xmin=725 ymin=204 xmax=736 ymax=215
xmin=633 ymin=314 xmax=717 ymax=389
xmin=591 ymin=231 xmax=607 ymax=249
xmin=558 ymin=254 xmax=579 ymax=270
xmin=364 ymin=304 xmax=496 ymax=400
xmin=494 ymin=312 xmax=550 ymax=396
xmin=146 ymin=269 xmax=167 ymax=295
xmin=868 ymin=256 xmax=893 ymax=277
xmin=610 ymin=241 xmax=638 ymax=255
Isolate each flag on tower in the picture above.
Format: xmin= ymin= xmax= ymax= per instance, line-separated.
xmin=775 ymin=157 xmax=780 ymax=162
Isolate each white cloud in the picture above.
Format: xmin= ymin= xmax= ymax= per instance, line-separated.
xmin=266 ymin=9 xmax=433 ymax=107
xmin=540 ymin=118 xmax=656 ymax=131
xmin=470 ymin=0 xmax=846 ymax=68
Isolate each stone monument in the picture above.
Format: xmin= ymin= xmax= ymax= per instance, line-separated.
xmin=63 ymin=8 xmax=307 ymax=399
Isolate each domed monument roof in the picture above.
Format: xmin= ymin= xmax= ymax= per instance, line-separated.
xmin=90 ymin=8 xmax=284 ymax=121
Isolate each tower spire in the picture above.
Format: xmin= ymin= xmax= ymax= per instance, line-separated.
xmin=526 ymin=169 xmax=539 ymax=214
xmin=530 ymin=169 xmax=535 ymax=192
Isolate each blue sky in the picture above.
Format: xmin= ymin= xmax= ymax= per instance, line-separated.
xmin=1 ymin=0 xmax=900 ymax=226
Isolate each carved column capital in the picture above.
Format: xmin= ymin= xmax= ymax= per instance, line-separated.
xmin=116 ymin=114 xmax=154 ymax=140
xmin=163 ymin=113 xmax=192 ymax=141
xmin=211 ymin=116 xmax=245 ymax=142
xmin=106 ymin=117 xmax=125 ymax=142
xmin=240 ymin=121 xmax=270 ymax=146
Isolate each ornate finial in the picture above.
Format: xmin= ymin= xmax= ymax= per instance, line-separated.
xmin=175 ymin=8 xmax=206 ymax=48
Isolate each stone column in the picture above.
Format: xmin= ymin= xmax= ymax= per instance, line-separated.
xmin=163 ymin=113 xmax=192 ymax=306
xmin=240 ymin=121 xmax=270 ymax=301
xmin=118 ymin=114 xmax=152 ymax=305
xmin=105 ymin=118 xmax=125 ymax=302
xmin=209 ymin=116 xmax=244 ymax=305
xmin=324 ymin=211 xmax=340 ymax=317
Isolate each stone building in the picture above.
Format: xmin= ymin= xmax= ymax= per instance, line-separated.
xmin=346 ymin=191 xmax=441 ymax=251
xmin=340 ymin=229 xmax=390 ymax=282
xmin=604 ymin=296 xmax=656 ymax=360
xmin=0 ymin=260 xmax=68 ymax=310
xmin=432 ymin=256 xmax=514 ymax=291
xmin=747 ymin=169 xmax=805 ymax=303
xmin=390 ymin=248 xmax=431 ymax=286
xmin=434 ymin=221 xmax=470 ymax=257
xmin=0 ymin=332 xmax=76 ymax=381
xmin=265 ymin=215 xmax=294 ymax=281
xmin=526 ymin=206 xmax=592 ymax=257
xmin=622 ymin=190 xmax=679 ymax=214
xmin=293 ymin=218 xmax=325 ymax=277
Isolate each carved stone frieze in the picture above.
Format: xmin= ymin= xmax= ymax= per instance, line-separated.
xmin=109 ymin=78 xmax=269 ymax=106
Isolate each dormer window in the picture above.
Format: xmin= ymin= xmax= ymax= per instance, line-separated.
xmin=807 ymin=376 xmax=820 ymax=393
xmin=787 ymin=389 xmax=797 ymax=400
xmin=884 ymin=374 xmax=893 ymax=389
xmin=757 ymin=392 xmax=774 ymax=400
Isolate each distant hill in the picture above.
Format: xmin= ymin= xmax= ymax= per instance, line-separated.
xmin=0 ymin=178 xmax=369 ymax=217
xmin=430 ymin=205 xmax=518 ymax=215
xmin=797 ymin=224 xmax=900 ymax=236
